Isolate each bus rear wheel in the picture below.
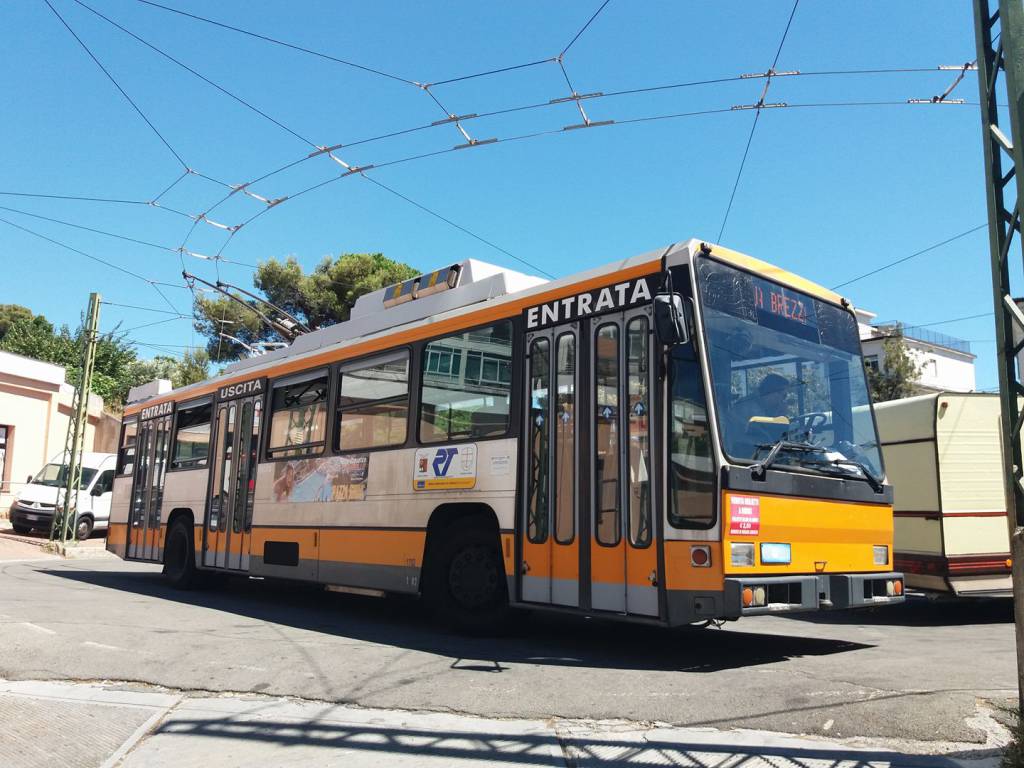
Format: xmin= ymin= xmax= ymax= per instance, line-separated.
xmin=429 ymin=524 xmax=510 ymax=634
xmin=162 ymin=519 xmax=198 ymax=590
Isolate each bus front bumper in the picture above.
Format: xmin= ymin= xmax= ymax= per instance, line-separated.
xmin=723 ymin=572 xmax=905 ymax=616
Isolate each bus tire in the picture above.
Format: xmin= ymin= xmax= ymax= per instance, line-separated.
xmin=428 ymin=523 xmax=510 ymax=634
xmin=162 ymin=519 xmax=198 ymax=590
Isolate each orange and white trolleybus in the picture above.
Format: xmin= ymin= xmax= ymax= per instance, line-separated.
xmin=109 ymin=239 xmax=904 ymax=629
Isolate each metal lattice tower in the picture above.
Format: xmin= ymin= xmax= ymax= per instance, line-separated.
xmin=50 ymin=293 xmax=101 ymax=543
xmin=975 ymin=0 xmax=1024 ymax=712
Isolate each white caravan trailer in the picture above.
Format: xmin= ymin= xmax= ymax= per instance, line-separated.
xmin=873 ymin=392 xmax=1011 ymax=597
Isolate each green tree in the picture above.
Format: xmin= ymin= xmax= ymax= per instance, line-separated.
xmin=0 ymin=304 xmax=43 ymax=342
xmin=194 ymin=253 xmax=417 ymax=361
xmin=866 ymin=327 xmax=922 ymax=403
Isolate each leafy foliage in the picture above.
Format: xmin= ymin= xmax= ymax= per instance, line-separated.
xmin=866 ymin=327 xmax=922 ymax=403
xmin=0 ymin=304 xmax=41 ymax=341
xmin=194 ymin=253 xmax=417 ymax=361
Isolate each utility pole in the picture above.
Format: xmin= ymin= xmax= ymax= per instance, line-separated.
xmin=50 ymin=293 xmax=101 ymax=544
xmin=975 ymin=0 xmax=1024 ymax=713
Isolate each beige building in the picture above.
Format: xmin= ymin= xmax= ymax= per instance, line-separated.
xmin=0 ymin=350 xmax=120 ymax=514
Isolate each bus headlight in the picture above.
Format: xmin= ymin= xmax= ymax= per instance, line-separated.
xmin=760 ymin=542 xmax=791 ymax=565
xmin=873 ymin=545 xmax=889 ymax=565
xmin=731 ymin=543 xmax=755 ymax=567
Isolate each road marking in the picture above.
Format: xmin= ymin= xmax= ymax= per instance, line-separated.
xmin=20 ymin=622 xmax=56 ymax=635
xmin=82 ymin=641 xmax=123 ymax=651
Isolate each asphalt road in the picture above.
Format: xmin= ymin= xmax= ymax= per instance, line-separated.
xmin=0 ymin=556 xmax=1015 ymax=745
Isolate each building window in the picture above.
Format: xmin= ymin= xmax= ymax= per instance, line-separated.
xmin=267 ymin=371 xmax=329 ymax=458
xmin=864 ymin=355 xmax=879 ymax=373
xmin=336 ymin=351 xmax=410 ymax=451
xmin=419 ymin=321 xmax=514 ymax=443
xmin=171 ymin=402 xmax=212 ymax=469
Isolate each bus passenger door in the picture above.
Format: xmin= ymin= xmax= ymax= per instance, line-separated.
xmin=127 ymin=414 xmax=171 ymax=561
xmin=590 ymin=309 xmax=659 ymax=616
xmin=521 ymin=323 xmax=580 ymax=607
xmin=204 ymin=397 xmax=261 ymax=571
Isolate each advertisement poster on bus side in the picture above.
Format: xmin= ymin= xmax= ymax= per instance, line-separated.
xmin=414 ymin=444 xmax=476 ymax=490
xmin=272 ymin=454 xmax=369 ymax=503
xmin=728 ymin=495 xmax=761 ymax=536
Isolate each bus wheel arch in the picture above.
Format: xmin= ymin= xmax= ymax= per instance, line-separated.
xmin=422 ymin=503 xmax=510 ymax=633
xmin=163 ymin=509 xmax=198 ymax=590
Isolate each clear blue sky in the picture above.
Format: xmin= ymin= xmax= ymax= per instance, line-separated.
xmin=0 ymin=1 xmax=995 ymax=386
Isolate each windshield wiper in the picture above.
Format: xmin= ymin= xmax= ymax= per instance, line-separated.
xmin=750 ymin=439 xmax=824 ymax=479
xmin=828 ymin=458 xmax=884 ymax=493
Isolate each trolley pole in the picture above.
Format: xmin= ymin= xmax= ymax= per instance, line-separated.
xmin=975 ymin=0 xmax=1024 ymax=714
xmin=50 ymin=292 xmax=101 ymax=544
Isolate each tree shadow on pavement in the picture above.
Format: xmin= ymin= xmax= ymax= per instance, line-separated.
xmin=42 ymin=566 xmax=873 ymax=674
xmin=782 ymin=594 xmax=1012 ymax=628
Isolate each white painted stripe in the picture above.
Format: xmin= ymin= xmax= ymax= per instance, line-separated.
xmin=82 ymin=640 xmax=123 ymax=651
xmin=20 ymin=622 xmax=56 ymax=635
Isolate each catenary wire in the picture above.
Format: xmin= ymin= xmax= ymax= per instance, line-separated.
xmin=561 ymin=0 xmax=612 ymax=56
xmin=42 ymin=0 xmax=188 ymax=170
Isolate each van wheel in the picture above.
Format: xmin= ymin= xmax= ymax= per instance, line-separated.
xmin=163 ymin=519 xmax=198 ymax=590
xmin=428 ymin=524 xmax=510 ymax=634
xmin=12 ymin=523 xmax=31 ymax=535
xmin=75 ymin=516 xmax=94 ymax=541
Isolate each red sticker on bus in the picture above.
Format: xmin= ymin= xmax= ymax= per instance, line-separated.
xmin=729 ymin=495 xmax=761 ymax=536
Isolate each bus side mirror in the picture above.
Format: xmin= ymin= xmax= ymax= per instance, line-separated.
xmin=654 ymin=293 xmax=689 ymax=346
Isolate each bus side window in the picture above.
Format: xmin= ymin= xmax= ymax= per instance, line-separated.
xmin=117 ymin=419 xmax=138 ymax=475
xmin=336 ymin=351 xmax=410 ymax=451
xmin=267 ymin=371 xmax=329 ymax=458
xmin=668 ymin=341 xmax=715 ymax=528
xmin=171 ymin=402 xmax=212 ymax=470
xmin=419 ymin=321 xmax=513 ymax=443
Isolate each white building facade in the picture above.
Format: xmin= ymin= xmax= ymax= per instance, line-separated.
xmin=856 ymin=308 xmax=976 ymax=394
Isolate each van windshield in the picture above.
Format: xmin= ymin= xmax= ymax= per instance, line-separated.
xmin=32 ymin=464 xmax=98 ymax=490
xmin=695 ymin=258 xmax=883 ymax=480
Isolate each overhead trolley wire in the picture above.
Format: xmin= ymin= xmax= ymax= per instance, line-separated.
xmin=42 ymin=0 xmax=188 ymax=171
xmin=561 ymin=0 xmax=613 ymax=56
xmin=831 ymin=223 xmax=988 ymax=289
xmin=134 ymin=0 xmax=419 ymax=86
xmin=717 ymin=0 xmax=800 ymax=242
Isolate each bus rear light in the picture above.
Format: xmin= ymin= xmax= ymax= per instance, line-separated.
xmin=873 ymin=545 xmax=889 ymax=565
xmin=731 ymin=543 xmax=755 ymax=567
xmin=690 ymin=545 xmax=711 ymax=567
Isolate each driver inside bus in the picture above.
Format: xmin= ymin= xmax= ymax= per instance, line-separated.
xmin=729 ymin=373 xmax=792 ymax=456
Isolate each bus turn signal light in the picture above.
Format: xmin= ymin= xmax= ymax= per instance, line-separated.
xmin=742 ymin=587 xmax=754 ymax=607
xmin=894 ymin=579 xmax=903 ymax=596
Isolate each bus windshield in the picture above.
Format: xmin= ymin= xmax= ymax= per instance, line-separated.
xmin=694 ymin=258 xmax=882 ymax=480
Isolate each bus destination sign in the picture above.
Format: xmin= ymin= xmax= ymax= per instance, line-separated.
xmin=525 ymin=275 xmax=655 ymax=330
xmin=753 ymin=281 xmax=810 ymax=325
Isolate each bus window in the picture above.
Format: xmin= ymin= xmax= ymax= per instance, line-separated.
xmin=554 ymin=333 xmax=575 ymax=544
xmin=336 ymin=351 xmax=409 ymax=451
xmin=267 ymin=371 xmax=329 ymax=458
xmin=627 ymin=318 xmax=651 ymax=547
xmin=527 ymin=338 xmax=550 ymax=544
xmin=419 ymin=321 xmax=513 ymax=443
xmin=171 ymin=402 xmax=212 ymax=470
xmin=594 ymin=324 xmax=620 ymax=546
xmin=117 ymin=418 xmax=138 ymax=475
xmin=668 ymin=337 xmax=714 ymax=528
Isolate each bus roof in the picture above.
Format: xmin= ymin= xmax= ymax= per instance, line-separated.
xmin=124 ymin=239 xmax=847 ymax=415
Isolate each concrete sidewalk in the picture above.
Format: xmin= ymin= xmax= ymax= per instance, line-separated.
xmin=0 ymin=680 xmax=1006 ymax=768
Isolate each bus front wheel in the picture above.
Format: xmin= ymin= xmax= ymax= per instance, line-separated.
xmin=428 ymin=524 xmax=510 ymax=634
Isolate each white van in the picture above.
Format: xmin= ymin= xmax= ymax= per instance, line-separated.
xmin=873 ymin=393 xmax=1011 ymax=597
xmin=9 ymin=452 xmax=117 ymax=540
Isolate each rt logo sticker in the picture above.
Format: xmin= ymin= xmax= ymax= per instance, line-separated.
xmin=414 ymin=444 xmax=477 ymax=491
